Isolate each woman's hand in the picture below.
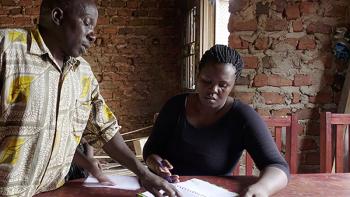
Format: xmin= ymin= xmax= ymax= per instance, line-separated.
xmin=139 ymin=171 xmax=182 ymax=197
xmin=146 ymin=154 xmax=180 ymax=183
xmin=240 ymin=166 xmax=288 ymax=197
xmin=240 ymin=183 xmax=268 ymax=197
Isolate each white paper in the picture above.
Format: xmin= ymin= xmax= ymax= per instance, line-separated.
xmin=83 ymin=175 xmax=140 ymax=190
xmin=140 ymin=178 xmax=237 ymax=197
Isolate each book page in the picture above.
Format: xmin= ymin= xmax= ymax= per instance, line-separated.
xmin=138 ymin=178 xmax=238 ymax=197
xmin=83 ymin=175 xmax=141 ymax=190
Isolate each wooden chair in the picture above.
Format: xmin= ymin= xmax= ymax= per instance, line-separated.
xmin=320 ymin=112 xmax=350 ymax=173
xmin=233 ymin=114 xmax=298 ymax=175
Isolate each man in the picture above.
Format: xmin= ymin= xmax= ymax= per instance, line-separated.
xmin=0 ymin=0 xmax=179 ymax=196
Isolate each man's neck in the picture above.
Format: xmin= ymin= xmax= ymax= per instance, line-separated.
xmin=38 ymin=25 xmax=65 ymax=69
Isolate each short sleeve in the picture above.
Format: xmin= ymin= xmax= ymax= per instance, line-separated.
xmin=83 ymin=76 xmax=121 ymax=149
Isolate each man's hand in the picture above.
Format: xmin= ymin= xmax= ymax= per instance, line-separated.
xmin=139 ymin=171 xmax=182 ymax=197
xmin=146 ymin=154 xmax=179 ymax=183
xmin=86 ymin=157 xmax=114 ymax=186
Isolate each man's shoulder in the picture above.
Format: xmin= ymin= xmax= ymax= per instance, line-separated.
xmin=0 ymin=28 xmax=30 ymax=51
xmin=76 ymin=57 xmax=92 ymax=70
xmin=0 ymin=28 xmax=29 ymax=41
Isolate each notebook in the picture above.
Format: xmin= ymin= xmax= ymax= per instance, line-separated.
xmin=83 ymin=175 xmax=141 ymax=190
xmin=138 ymin=178 xmax=237 ymax=197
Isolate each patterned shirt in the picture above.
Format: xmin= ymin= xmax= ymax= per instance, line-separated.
xmin=0 ymin=28 xmax=121 ymax=196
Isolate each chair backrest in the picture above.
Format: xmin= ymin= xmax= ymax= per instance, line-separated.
xmin=233 ymin=114 xmax=298 ymax=175
xmin=320 ymin=112 xmax=350 ymax=173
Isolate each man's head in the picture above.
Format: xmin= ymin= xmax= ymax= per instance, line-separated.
xmin=39 ymin=0 xmax=98 ymax=58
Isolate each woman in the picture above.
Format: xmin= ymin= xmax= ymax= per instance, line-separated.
xmin=143 ymin=45 xmax=289 ymax=196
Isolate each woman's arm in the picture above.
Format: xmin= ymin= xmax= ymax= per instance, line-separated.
xmin=241 ymin=166 xmax=288 ymax=197
xmin=238 ymin=103 xmax=290 ymax=196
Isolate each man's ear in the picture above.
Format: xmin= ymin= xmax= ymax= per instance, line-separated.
xmin=51 ymin=7 xmax=64 ymax=25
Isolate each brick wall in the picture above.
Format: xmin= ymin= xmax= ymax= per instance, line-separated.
xmin=229 ymin=0 xmax=350 ymax=172
xmin=0 ymin=0 xmax=183 ymax=139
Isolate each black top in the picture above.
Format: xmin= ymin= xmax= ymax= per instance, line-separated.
xmin=143 ymin=93 xmax=290 ymax=177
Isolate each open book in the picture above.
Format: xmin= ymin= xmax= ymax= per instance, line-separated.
xmin=138 ymin=178 xmax=237 ymax=197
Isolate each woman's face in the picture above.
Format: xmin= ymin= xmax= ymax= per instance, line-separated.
xmin=197 ymin=62 xmax=236 ymax=109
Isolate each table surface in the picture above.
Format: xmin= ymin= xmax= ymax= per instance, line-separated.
xmin=34 ymin=173 xmax=350 ymax=197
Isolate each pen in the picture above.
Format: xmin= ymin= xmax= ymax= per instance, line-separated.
xmin=158 ymin=160 xmax=174 ymax=183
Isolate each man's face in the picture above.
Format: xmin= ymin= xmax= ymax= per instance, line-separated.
xmin=59 ymin=1 xmax=98 ymax=57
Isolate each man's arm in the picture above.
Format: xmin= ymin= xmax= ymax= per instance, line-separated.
xmin=88 ymin=76 xmax=180 ymax=197
xmin=102 ymin=133 xmax=180 ymax=197
xmin=72 ymin=148 xmax=113 ymax=185
xmin=0 ymin=30 xmax=6 ymax=95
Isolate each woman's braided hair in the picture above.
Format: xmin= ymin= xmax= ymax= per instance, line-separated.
xmin=198 ymin=45 xmax=244 ymax=79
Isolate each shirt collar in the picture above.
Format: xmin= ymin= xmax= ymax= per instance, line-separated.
xmin=29 ymin=27 xmax=81 ymax=71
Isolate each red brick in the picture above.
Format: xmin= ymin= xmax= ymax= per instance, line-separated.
xmin=325 ymin=5 xmax=347 ymax=17
xmin=1 ymin=0 xmax=16 ymax=6
xmin=118 ymin=9 xmax=133 ymax=17
xmin=306 ymin=22 xmax=332 ymax=34
xmin=0 ymin=9 xmax=5 ymax=16
xmin=268 ymin=74 xmax=293 ymax=86
xmin=272 ymin=108 xmax=291 ymax=116
xmin=229 ymin=0 xmax=249 ymax=13
xmin=243 ymin=56 xmax=259 ymax=69
xmin=293 ymin=19 xmax=303 ymax=32
xmin=9 ymin=8 xmax=22 ymax=15
xmin=140 ymin=1 xmax=158 ymax=8
xmin=111 ymin=0 xmax=126 ymax=7
xmin=25 ymin=7 xmax=40 ymax=15
xmin=132 ymin=10 xmax=148 ymax=17
xmin=229 ymin=34 xmax=242 ymax=48
xmin=127 ymin=0 xmax=139 ymax=9
xmin=102 ymin=27 xmax=118 ymax=34
xmin=13 ymin=17 xmax=32 ymax=26
xmin=228 ymin=17 xmax=257 ymax=32
xmin=274 ymin=0 xmax=287 ymax=13
xmin=98 ymin=17 xmax=109 ymax=25
xmin=285 ymin=5 xmax=300 ymax=20
xmin=19 ymin=0 xmax=31 ymax=6
xmin=265 ymin=18 xmax=288 ymax=31
xmin=235 ymin=92 xmax=255 ymax=104
xmin=321 ymin=53 xmax=333 ymax=69
xmin=256 ymin=108 xmax=271 ymax=116
xmin=253 ymin=74 xmax=268 ymax=87
xmin=292 ymin=92 xmax=301 ymax=104
xmin=235 ymin=76 xmax=250 ymax=86
xmin=112 ymin=17 xmax=128 ymax=26
xmin=296 ymin=108 xmax=317 ymax=120
xmin=299 ymin=2 xmax=316 ymax=15
xmin=284 ymin=38 xmax=299 ymax=48
xmin=101 ymin=90 xmax=113 ymax=99
xmin=241 ymin=40 xmax=249 ymax=49
xmin=261 ymin=92 xmax=284 ymax=104
xmin=0 ymin=16 xmax=13 ymax=24
xmin=297 ymin=37 xmax=316 ymax=50
xmin=255 ymin=37 xmax=269 ymax=50
xmin=293 ymin=74 xmax=312 ymax=86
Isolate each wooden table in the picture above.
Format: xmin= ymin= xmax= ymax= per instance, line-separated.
xmin=34 ymin=173 xmax=350 ymax=197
